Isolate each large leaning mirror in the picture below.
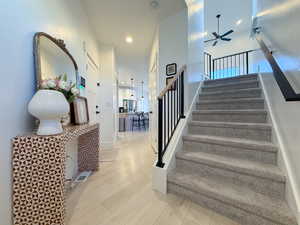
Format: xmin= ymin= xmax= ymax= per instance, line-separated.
xmin=34 ymin=32 xmax=78 ymax=89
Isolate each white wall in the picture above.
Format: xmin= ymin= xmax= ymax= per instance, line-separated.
xmin=158 ymin=8 xmax=189 ymax=98
xmin=98 ymin=45 xmax=118 ymax=148
xmin=185 ymin=0 xmax=205 ymax=107
xmin=252 ymin=0 xmax=300 ymax=220
xmin=0 ymin=1 xmax=100 ymax=224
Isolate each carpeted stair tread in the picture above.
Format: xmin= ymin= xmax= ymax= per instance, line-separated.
xmin=202 ymin=80 xmax=259 ymax=90
xmin=204 ymin=74 xmax=258 ymax=85
xmin=182 ymin=134 xmax=277 ymax=153
xmin=197 ymin=97 xmax=265 ymax=105
xmin=199 ymin=88 xmax=261 ymax=97
xmin=168 ymin=171 xmax=297 ymax=225
xmin=176 ymin=151 xmax=285 ymax=182
xmin=192 ymin=109 xmax=268 ymax=115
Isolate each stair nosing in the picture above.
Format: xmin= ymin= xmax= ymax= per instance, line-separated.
xmin=182 ymin=134 xmax=277 ymax=153
xmin=189 ymin=121 xmax=272 ymax=130
xmin=176 ymin=151 xmax=285 ymax=182
xmin=168 ymin=172 xmax=296 ymax=225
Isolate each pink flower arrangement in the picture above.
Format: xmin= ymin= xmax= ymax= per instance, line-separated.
xmin=40 ymin=74 xmax=79 ymax=103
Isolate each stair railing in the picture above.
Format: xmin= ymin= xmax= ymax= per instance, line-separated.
xmin=254 ymin=32 xmax=300 ymax=101
xmin=204 ymin=50 xmax=254 ymax=80
xmin=156 ymin=65 xmax=187 ymax=168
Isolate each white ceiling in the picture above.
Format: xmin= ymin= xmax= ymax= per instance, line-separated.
xmin=81 ymin=0 xmax=186 ymax=60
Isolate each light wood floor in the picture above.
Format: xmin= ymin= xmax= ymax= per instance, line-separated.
xmin=67 ymin=131 xmax=240 ymax=225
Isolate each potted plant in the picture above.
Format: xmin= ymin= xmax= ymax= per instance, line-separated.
xmin=41 ymin=74 xmax=80 ymax=126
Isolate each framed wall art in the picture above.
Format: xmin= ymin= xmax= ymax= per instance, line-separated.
xmin=73 ymin=96 xmax=89 ymax=125
xmin=166 ymin=63 xmax=177 ymax=76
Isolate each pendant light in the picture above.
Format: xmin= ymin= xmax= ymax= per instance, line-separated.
xmin=130 ymin=78 xmax=134 ymax=97
xmin=141 ymin=81 xmax=144 ymax=99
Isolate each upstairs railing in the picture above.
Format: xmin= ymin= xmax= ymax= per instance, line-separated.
xmin=204 ymin=52 xmax=212 ymax=79
xmin=254 ymin=32 xmax=300 ymax=101
xmin=156 ymin=65 xmax=186 ymax=168
xmin=204 ymin=50 xmax=254 ymax=80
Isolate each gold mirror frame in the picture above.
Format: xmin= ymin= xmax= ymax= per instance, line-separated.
xmin=33 ymin=32 xmax=79 ymax=90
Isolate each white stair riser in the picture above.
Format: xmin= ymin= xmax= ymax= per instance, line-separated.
xmin=176 ymin=159 xmax=285 ymax=200
xmin=183 ymin=140 xmax=277 ymax=164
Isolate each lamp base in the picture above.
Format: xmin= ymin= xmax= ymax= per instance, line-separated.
xmin=37 ymin=119 xmax=63 ymax=136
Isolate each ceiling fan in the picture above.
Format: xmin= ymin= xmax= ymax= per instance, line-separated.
xmin=205 ymin=14 xmax=234 ymax=46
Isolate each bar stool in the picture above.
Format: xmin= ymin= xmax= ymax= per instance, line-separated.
xmin=139 ymin=112 xmax=146 ymax=130
xmin=131 ymin=114 xmax=140 ymax=131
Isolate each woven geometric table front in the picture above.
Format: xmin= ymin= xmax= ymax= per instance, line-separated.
xmin=12 ymin=124 xmax=99 ymax=225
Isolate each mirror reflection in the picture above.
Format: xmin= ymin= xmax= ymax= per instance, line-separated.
xmin=36 ymin=34 xmax=77 ymax=88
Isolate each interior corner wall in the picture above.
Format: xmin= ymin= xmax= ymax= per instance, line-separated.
xmin=158 ymin=9 xmax=188 ymax=96
xmin=252 ymin=0 xmax=300 ymax=218
xmin=98 ymin=45 xmax=118 ymax=149
xmin=0 ymin=1 xmax=100 ymax=224
xmin=185 ymin=0 xmax=205 ymax=108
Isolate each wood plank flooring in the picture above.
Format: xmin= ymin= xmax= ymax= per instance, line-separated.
xmin=67 ymin=131 xmax=240 ymax=225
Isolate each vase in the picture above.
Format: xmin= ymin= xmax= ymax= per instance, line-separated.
xmin=28 ymin=90 xmax=70 ymax=135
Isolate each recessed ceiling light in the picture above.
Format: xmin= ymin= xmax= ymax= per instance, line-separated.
xmin=236 ymin=19 xmax=243 ymax=25
xmin=150 ymin=0 xmax=159 ymax=9
xmin=126 ymin=36 xmax=133 ymax=43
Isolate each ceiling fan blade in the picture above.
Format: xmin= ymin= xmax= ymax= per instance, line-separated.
xmin=221 ymin=38 xmax=231 ymax=41
xmin=212 ymin=32 xmax=219 ymax=38
xmin=204 ymin=38 xmax=217 ymax=43
xmin=212 ymin=40 xmax=218 ymax=46
xmin=221 ymin=30 xmax=234 ymax=37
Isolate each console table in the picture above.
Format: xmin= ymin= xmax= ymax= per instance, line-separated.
xmin=12 ymin=123 xmax=99 ymax=225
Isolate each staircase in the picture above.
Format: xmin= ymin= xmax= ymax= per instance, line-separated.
xmin=167 ymin=74 xmax=297 ymax=225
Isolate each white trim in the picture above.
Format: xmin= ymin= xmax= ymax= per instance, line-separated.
xmin=258 ymin=73 xmax=300 ymax=223
xmin=152 ymin=81 xmax=203 ymax=193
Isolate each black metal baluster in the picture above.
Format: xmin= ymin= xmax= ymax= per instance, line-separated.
xmin=167 ymin=90 xmax=170 ymax=140
xmin=157 ymin=98 xmax=163 ymax=167
xmin=246 ymin=51 xmax=249 ymax=74
xmin=177 ymin=80 xmax=179 ymax=122
xmin=227 ymin=57 xmax=229 ymax=78
xmin=231 ymin=56 xmax=233 ymax=77
xmin=164 ymin=95 xmax=166 ymax=150
xmin=180 ymin=73 xmax=185 ymax=118
xmin=171 ymin=89 xmax=173 ymax=132
xmin=209 ymin=55 xmax=212 ymax=79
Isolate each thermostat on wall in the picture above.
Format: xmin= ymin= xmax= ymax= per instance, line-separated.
xmin=80 ymin=76 xmax=86 ymax=89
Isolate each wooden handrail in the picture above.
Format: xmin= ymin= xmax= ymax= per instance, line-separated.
xmin=255 ymin=33 xmax=300 ymax=101
xmin=158 ymin=65 xmax=187 ymax=99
